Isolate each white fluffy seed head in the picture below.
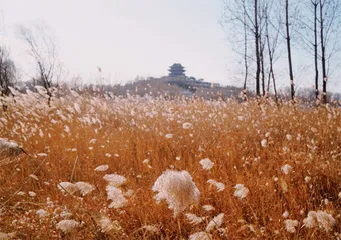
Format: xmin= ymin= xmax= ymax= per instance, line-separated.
xmin=0 ymin=138 xmax=22 ymax=157
xmin=284 ymin=219 xmax=299 ymax=233
xmin=206 ymin=213 xmax=224 ymax=232
xmin=103 ymin=174 xmax=126 ymax=187
xmin=303 ymin=210 xmax=335 ymax=232
xmin=281 ymin=164 xmax=292 ymax=175
xmin=200 ymin=158 xmax=214 ymax=170
xmin=152 ymin=170 xmax=200 ymax=217
xmin=261 ymin=139 xmax=267 ymax=147
xmin=98 ymin=215 xmax=119 ymax=232
xmin=74 ymin=182 xmax=95 ymax=196
xmin=185 ymin=213 xmax=204 ymax=225
xmin=202 ymin=205 xmax=215 ymax=212
xmin=106 ymin=185 xmax=128 ymax=209
xmin=233 ymin=184 xmax=249 ymax=199
xmin=182 ymin=122 xmax=192 ymax=129
xmin=36 ymin=209 xmax=49 ymax=218
xmin=28 ymin=191 xmax=37 ymax=197
xmin=165 ymin=134 xmax=173 ymax=139
xmin=94 ymin=164 xmax=109 ymax=172
xmin=189 ymin=232 xmax=212 ymax=240
xmin=58 ymin=182 xmax=79 ymax=195
xmin=56 ymin=219 xmax=80 ymax=233
xmin=207 ymin=179 xmax=225 ymax=192
xmin=58 ymin=181 xmax=94 ymax=196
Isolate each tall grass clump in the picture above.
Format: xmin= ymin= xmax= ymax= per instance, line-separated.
xmin=0 ymin=89 xmax=340 ymax=239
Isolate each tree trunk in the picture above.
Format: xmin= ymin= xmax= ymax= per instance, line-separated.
xmin=243 ymin=0 xmax=248 ymax=92
xmin=313 ymin=0 xmax=319 ymax=99
xmin=285 ymin=0 xmax=295 ymax=101
xmin=255 ymin=0 xmax=261 ymax=96
xmin=260 ymin=36 xmax=265 ymax=96
xmin=266 ymin=17 xmax=278 ymax=102
xmin=320 ymin=0 xmax=327 ymax=103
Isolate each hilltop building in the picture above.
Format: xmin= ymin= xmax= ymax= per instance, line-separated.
xmin=168 ymin=63 xmax=186 ymax=77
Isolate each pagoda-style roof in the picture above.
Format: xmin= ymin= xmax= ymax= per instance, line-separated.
xmin=168 ymin=63 xmax=186 ymax=77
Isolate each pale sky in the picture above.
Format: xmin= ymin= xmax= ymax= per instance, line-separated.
xmin=0 ymin=0 xmax=340 ymax=92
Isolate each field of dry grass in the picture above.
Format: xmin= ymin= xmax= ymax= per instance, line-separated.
xmin=1 ymin=89 xmax=341 ymax=239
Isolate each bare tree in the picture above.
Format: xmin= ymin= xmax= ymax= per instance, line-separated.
xmin=264 ymin=0 xmax=281 ymax=102
xmin=257 ymin=0 xmax=269 ymax=97
xmin=243 ymin=0 xmax=249 ymax=93
xmin=296 ymin=0 xmax=341 ymax=103
xmin=0 ymin=45 xmax=17 ymax=111
xmin=0 ymin=47 xmax=16 ymax=95
xmin=312 ymin=0 xmax=319 ymax=99
xmin=318 ymin=0 xmax=341 ymax=103
xmin=319 ymin=0 xmax=326 ymax=103
xmin=294 ymin=0 xmax=319 ymax=100
xmin=254 ymin=0 xmax=261 ymax=96
xmin=18 ymin=24 xmax=62 ymax=105
xmin=259 ymin=21 xmax=266 ymax=96
xmin=221 ymin=0 xmax=262 ymax=97
xmin=285 ymin=0 xmax=295 ymax=102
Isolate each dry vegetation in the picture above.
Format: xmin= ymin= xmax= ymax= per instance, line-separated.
xmin=0 ymin=88 xmax=341 ymax=239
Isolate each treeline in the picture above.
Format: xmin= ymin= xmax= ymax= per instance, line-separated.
xmin=221 ymin=0 xmax=341 ymax=103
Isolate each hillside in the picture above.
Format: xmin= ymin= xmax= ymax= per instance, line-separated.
xmin=74 ymin=76 xmax=243 ymax=100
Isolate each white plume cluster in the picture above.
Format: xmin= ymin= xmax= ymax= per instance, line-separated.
xmin=182 ymin=122 xmax=193 ymax=129
xmin=0 ymin=138 xmax=19 ymax=150
xmin=106 ymin=185 xmax=128 ymax=209
xmin=189 ymin=232 xmax=212 ymax=240
xmin=103 ymin=173 xmax=128 ymax=209
xmin=58 ymin=181 xmax=95 ymax=196
xmin=152 ymin=170 xmax=200 ymax=217
xmin=281 ymin=164 xmax=292 ymax=175
xmin=207 ymin=179 xmax=225 ymax=192
xmin=74 ymin=182 xmax=96 ymax=196
xmin=58 ymin=182 xmax=79 ymax=195
xmin=94 ymin=214 xmax=122 ymax=233
xmin=56 ymin=219 xmax=80 ymax=234
xmin=303 ymin=210 xmax=335 ymax=232
xmin=0 ymin=138 xmax=23 ymax=161
xmin=202 ymin=205 xmax=215 ymax=212
xmin=233 ymin=184 xmax=249 ymax=199
xmin=200 ymin=158 xmax=214 ymax=170
xmin=284 ymin=219 xmax=299 ymax=233
xmin=206 ymin=213 xmax=224 ymax=232
xmin=185 ymin=213 xmax=205 ymax=225
xmin=94 ymin=164 xmax=109 ymax=172
xmin=103 ymin=174 xmax=126 ymax=187
xmin=36 ymin=209 xmax=49 ymax=218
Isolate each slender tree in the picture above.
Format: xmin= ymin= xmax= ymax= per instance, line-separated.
xmin=265 ymin=2 xmax=280 ymax=102
xmin=222 ymin=0 xmax=285 ymax=100
xmin=0 ymin=46 xmax=16 ymax=111
xmin=318 ymin=0 xmax=341 ymax=103
xmin=285 ymin=0 xmax=295 ymax=101
xmin=19 ymin=24 xmax=62 ymax=106
xmin=243 ymin=0 xmax=249 ymax=92
xmin=255 ymin=0 xmax=261 ymax=96
xmin=319 ymin=0 xmax=327 ymax=103
xmin=260 ymin=27 xmax=266 ymax=96
xmin=312 ymin=0 xmax=319 ymax=99
xmin=221 ymin=0 xmax=261 ymax=96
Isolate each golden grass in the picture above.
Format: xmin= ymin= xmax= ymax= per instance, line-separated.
xmin=0 ymin=92 xmax=341 ymax=239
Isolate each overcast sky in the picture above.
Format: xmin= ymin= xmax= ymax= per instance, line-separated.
xmin=1 ymin=0 xmax=340 ymax=92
